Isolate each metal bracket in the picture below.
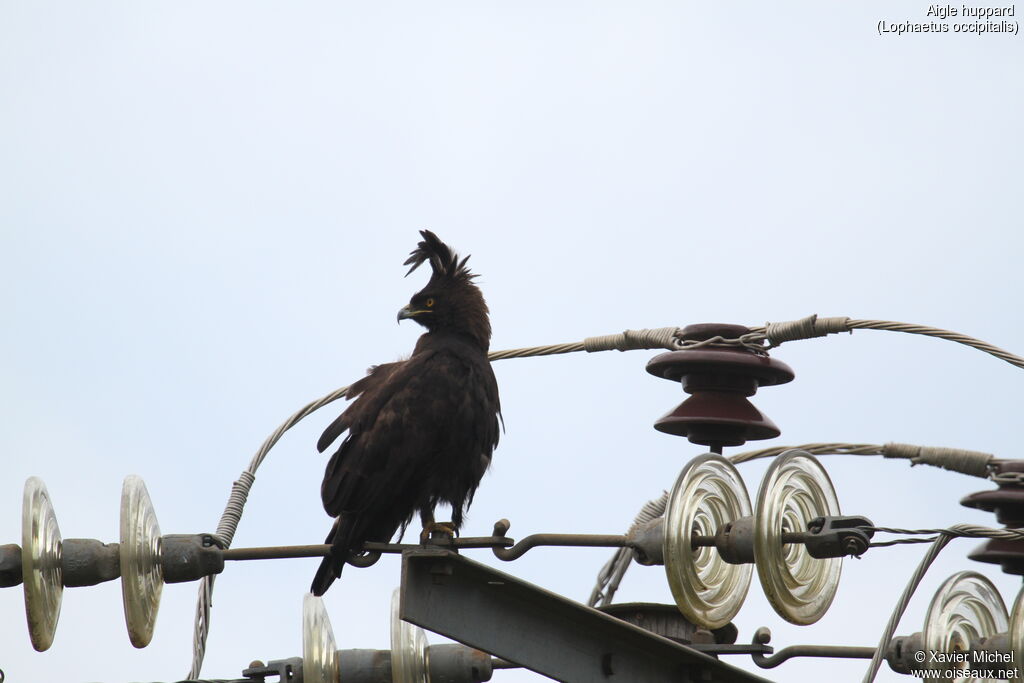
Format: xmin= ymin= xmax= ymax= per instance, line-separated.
xmin=627 ymin=518 xmax=664 ymax=566
xmin=400 ymin=548 xmax=771 ymax=682
xmin=161 ymin=534 xmax=226 ymax=583
xmin=62 ymin=538 xmax=121 ymax=587
xmin=241 ymin=657 xmax=302 ymax=682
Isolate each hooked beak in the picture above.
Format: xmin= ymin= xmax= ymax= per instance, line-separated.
xmin=397 ymin=304 xmax=429 ymax=322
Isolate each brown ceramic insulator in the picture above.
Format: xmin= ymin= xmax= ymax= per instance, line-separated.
xmin=646 ymin=323 xmax=795 ymax=448
xmin=653 ymin=392 xmax=782 ymax=447
xmin=961 ymin=487 xmax=1024 ymax=526
xmin=962 ymin=480 xmax=1024 ymax=575
xmin=967 ymin=538 xmax=1024 ymax=576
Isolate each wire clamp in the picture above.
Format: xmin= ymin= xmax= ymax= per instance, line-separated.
xmin=798 ymin=515 xmax=875 ymax=559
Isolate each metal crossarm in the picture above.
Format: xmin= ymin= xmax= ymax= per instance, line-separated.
xmin=399 ymin=548 xmax=771 ymax=683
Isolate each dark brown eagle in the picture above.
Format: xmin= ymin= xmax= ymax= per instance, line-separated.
xmin=311 ymin=231 xmax=501 ymax=596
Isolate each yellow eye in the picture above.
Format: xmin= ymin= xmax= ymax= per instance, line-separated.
xmin=425 ymin=298 xmax=435 ymax=308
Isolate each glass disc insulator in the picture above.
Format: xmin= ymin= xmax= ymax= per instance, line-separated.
xmin=923 ymin=571 xmax=1007 ymax=683
xmin=22 ymin=477 xmax=63 ymax=651
xmin=663 ymin=453 xmax=753 ymax=629
xmin=391 ymin=587 xmax=429 ymax=683
xmin=120 ymin=475 xmax=163 ymax=648
xmin=754 ymin=450 xmax=842 ymax=625
xmin=302 ymin=593 xmax=339 ymax=683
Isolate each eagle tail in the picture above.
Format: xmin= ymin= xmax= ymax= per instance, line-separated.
xmin=310 ymin=516 xmax=354 ymax=596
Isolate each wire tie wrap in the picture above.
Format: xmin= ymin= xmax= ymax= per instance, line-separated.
xmin=764 ymin=314 xmax=851 ymax=346
xmin=883 ymin=442 xmax=992 ymax=478
xmin=583 ymin=327 xmax=681 ymax=352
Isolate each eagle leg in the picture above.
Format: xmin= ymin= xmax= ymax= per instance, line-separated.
xmin=419 ymin=521 xmax=459 ymax=545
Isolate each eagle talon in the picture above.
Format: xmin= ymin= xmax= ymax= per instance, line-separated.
xmin=420 ymin=521 xmax=459 ymax=545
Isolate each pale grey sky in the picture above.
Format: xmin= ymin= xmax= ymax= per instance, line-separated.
xmin=1 ymin=3 xmax=1021 ymax=682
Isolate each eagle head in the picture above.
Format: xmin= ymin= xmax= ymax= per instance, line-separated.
xmin=398 ymin=230 xmax=491 ymax=349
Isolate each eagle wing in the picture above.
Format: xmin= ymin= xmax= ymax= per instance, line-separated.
xmin=316 ymin=361 xmax=404 ymax=454
xmin=318 ymin=345 xmax=499 ymax=522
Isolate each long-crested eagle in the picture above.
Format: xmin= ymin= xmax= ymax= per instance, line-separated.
xmin=311 ymin=231 xmax=501 ymax=596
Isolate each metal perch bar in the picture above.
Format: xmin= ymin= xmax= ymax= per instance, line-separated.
xmin=217 ymin=518 xmax=862 ymax=566
xmin=220 ymin=536 xmax=515 ymax=562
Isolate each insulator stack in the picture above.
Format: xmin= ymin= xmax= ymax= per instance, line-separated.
xmin=961 ymin=461 xmax=1024 ymax=575
xmin=646 ymin=323 xmax=795 ymax=451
